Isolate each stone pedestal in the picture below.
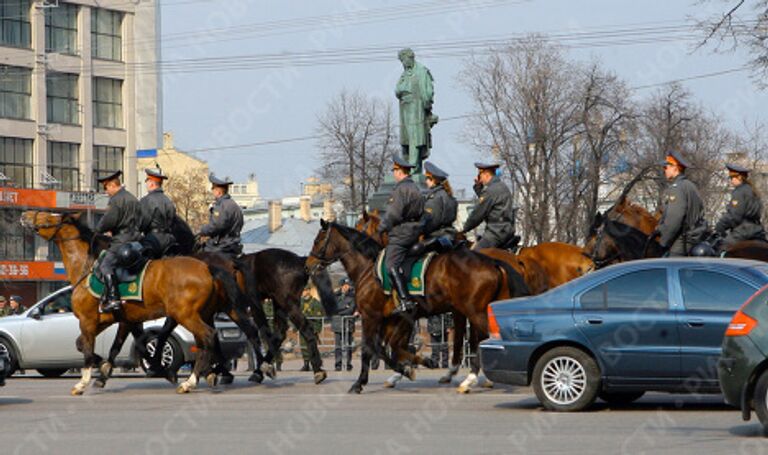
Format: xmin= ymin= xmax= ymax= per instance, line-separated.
xmin=367 ymin=173 xmax=426 ymax=212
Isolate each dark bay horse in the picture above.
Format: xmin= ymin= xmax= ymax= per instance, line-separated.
xmin=21 ymin=210 xmax=269 ymax=394
xmin=305 ymin=220 xmax=528 ymax=394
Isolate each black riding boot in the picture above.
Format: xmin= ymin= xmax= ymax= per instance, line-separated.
xmin=101 ymin=274 xmax=122 ymax=313
xmin=389 ymin=267 xmax=417 ymax=315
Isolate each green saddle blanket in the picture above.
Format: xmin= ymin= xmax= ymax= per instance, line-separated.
xmin=375 ymin=250 xmax=436 ymax=296
xmin=87 ymin=253 xmax=150 ymax=301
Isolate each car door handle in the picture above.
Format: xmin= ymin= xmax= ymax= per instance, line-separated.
xmin=584 ymin=317 xmax=603 ymax=325
xmin=686 ymin=319 xmax=705 ymax=327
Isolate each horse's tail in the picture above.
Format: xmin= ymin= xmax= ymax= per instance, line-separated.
xmin=207 ymin=264 xmax=246 ymax=313
xmin=491 ymin=258 xmax=530 ymax=300
xmin=307 ymin=263 xmax=338 ymax=316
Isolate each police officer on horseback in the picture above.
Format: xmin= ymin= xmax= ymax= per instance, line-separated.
xmin=410 ymin=161 xmax=457 ymax=256
xmin=655 ymin=151 xmax=707 ymax=257
xmin=714 ymin=163 xmax=767 ymax=247
xmin=96 ymin=170 xmax=141 ymax=313
xmin=139 ymin=166 xmax=176 ymax=259
xmin=378 ymin=155 xmax=424 ymax=314
xmin=462 ymin=162 xmax=515 ymax=250
xmin=199 ymin=174 xmax=244 ymax=259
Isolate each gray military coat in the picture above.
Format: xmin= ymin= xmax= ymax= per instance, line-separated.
xmin=657 ymin=174 xmax=707 ymax=255
xmin=715 ymin=183 xmax=766 ymax=244
xmin=200 ymin=194 xmax=244 ymax=255
xmin=378 ymin=176 xmax=424 ymax=247
xmin=139 ymin=188 xmax=177 ymax=255
xmin=97 ymin=187 xmax=141 ymax=251
xmin=462 ymin=176 xmax=515 ymax=246
xmin=421 ymin=185 xmax=458 ymax=239
xmin=332 ymin=290 xmax=356 ymax=333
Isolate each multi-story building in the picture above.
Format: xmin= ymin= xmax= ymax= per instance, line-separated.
xmin=0 ymin=0 xmax=160 ymax=302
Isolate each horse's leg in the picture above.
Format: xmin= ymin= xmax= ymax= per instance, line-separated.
xmin=72 ymin=320 xmax=111 ymax=396
xmin=284 ymin=301 xmax=327 ymax=384
xmin=457 ymin=325 xmax=483 ymax=394
xmin=439 ymin=312 xmax=465 ymax=384
xmin=225 ymin=303 xmax=276 ymax=384
xmin=349 ymin=316 xmax=379 ymax=394
xmin=177 ymin=317 xmax=217 ymax=394
xmin=93 ymin=322 xmax=138 ymax=389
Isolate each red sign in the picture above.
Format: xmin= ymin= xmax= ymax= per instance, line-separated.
xmin=0 ymin=188 xmax=57 ymax=208
xmin=0 ymin=261 xmax=68 ymax=281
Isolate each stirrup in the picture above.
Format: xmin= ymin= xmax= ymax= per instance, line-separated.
xmin=100 ymin=299 xmax=123 ymax=314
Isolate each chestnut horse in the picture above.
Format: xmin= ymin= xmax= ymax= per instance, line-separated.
xmin=21 ymin=211 xmax=271 ymax=394
xmin=305 ymin=220 xmax=528 ymax=394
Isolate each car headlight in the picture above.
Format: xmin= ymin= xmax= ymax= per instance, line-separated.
xmin=219 ymin=328 xmax=242 ymax=339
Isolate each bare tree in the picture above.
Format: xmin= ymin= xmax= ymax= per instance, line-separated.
xmin=317 ymin=90 xmax=398 ymax=212
xmin=164 ymin=168 xmax=211 ymax=231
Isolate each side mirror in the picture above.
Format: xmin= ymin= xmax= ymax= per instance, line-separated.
xmin=28 ymin=308 xmax=41 ymax=320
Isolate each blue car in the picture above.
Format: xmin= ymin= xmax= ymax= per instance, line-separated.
xmin=480 ymin=258 xmax=768 ymax=412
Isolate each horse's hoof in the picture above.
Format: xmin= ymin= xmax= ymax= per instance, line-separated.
xmin=248 ymin=371 xmax=264 ymax=384
xmin=99 ymin=362 xmax=113 ymax=378
xmin=422 ymin=358 xmax=438 ymax=369
xmin=403 ymin=366 xmax=416 ymax=381
xmin=456 ymin=386 xmax=471 ymax=394
xmin=206 ymin=373 xmax=218 ymax=388
xmin=92 ymin=379 xmax=106 ymax=389
xmin=383 ymin=381 xmax=395 ymax=389
xmin=70 ymin=387 xmax=84 ymax=396
xmin=482 ymin=380 xmax=494 ymax=389
xmin=348 ymin=384 xmax=363 ymax=394
xmin=314 ymin=370 xmax=327 ymax=385
xmin=261 ymin=363 xmax=276 ymax=379
xmin=176 ymin=384 xmax=191 ymax=394
xmin=438 ymin=375 xmax=452 ymax=384
xmin=219 ymin=374 xmax=234 ymax=385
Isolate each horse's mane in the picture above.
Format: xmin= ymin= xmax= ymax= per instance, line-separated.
xmin=63 ymin=213 xmax=109 ymax=258
xmin=331 ymin=222 xmax=382 ymax=260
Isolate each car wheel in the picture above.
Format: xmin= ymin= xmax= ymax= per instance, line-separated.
xmin=598 ymin=391 xmax=645 ymax=405
xmin=36 ymin=368 xmax=68 ymax=378
xmin=532 ymin=346 xmax=600 ymax=412
xmin=753 ymin=369 xmax=768 ymax=432
xmin=0 ymin=337 xmax=19 ymax=376
xmin=140 ymin=335 xmax=184 ymax=374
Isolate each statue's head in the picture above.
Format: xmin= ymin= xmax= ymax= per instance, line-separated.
xmin=398 ymin=48 xmax=415 ymax=69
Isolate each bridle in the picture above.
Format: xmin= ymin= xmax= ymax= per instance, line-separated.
xmin=25 ymin=215 xmax=81 ymax=242
xmin=308 ymin=227 xmax=337 ymax=270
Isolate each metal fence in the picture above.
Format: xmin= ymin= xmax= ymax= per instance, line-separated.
xmin=245 ymin=314 xmax=474 ymax=370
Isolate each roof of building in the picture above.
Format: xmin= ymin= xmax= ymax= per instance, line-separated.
xmin=241 ymin=217 xmax=322 ymax=255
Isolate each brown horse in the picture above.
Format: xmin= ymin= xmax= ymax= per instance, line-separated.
xmin=305 ymin=220 xmax=528 ymax=394
xmin=21 ymin=210 xmax=271 ymax=395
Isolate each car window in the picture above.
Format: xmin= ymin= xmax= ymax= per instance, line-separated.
xmin=679 ymin=269 xmax=757 ymax=312
xmin=581 ymin=269 xmax=668 ymax=311
xmin=43 ymin=291 xmax=73 ymax=315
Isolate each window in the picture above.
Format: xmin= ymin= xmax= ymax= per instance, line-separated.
xmin=0 ymin=209 xmax=35 ymax=260
xmin=47 ymin=141 xmax=80 ymax=191
xmin=679 ymin=269 xmax=757 ymax=312
xmin=47 ymin=73 xmax=79 ymax=124
xmin=92 ymin=77 xmax=122 ymax=128
xmin=91 ymin=8 xmax=122 ymax=61
xmin=581 ymin=269 xmax=669 ymax=311
xmin=0 ymin=66 xmax=31 ymax=120
xmin=0 ymin=137 xmax=33 ymax=187
xmin=93 ymin=145 xmax=123 ymax=184
xmin=45 ymin=2 xmax=78 ymax=54
xmin=0 ymin=0 xmax=31 ymax=48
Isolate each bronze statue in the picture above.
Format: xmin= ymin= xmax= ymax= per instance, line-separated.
xmin=396 ymin=48 xmax=437 ymax=174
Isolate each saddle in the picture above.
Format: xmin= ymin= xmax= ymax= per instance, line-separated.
xmin=500 ymin=234 xmax=521 ymax=252
xmin=88 ymin=243 xmax=151 ymax=301
xmin=375 ymin=250 xmax=436 ymax=296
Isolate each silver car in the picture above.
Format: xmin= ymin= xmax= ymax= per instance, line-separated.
xmin=0 ymin=286 xmax=247 ymax=378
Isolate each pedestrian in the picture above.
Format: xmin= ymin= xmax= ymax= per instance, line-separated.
xmin=0 ymin=296 xmax=9 ymax=317
xmin=715 ymin=163 xmax=767 ymax=247
xmin=461 ymin=162 xmax=516 ymax=250
xmin=299 ymin=286 xmax=324 ymax=372
xmin=8 ymin=295 xmax=24 ymax=315
xmin=333 ymin=278 xmax=356 ymax=371
xmin=427 ymin=313 xmax=452 ymax=368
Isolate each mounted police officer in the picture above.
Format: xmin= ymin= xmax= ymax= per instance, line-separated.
xmin=96 ymin=170 xmax=141 ymax=313
xmin=377 ymin=155 xmax=424 ymax=314
xmin=412 ymin=161 xmax=457 ymax=255
xmin=199 ymin=174 xmax=244 ymax=259
xmin=461 ymin=162 xmax=515 ymax=250
xmin=715 ymin=163 xmax=767 ymax=247
xmin=139 ymin=166 xmax=176 ymax=259
xmin=655 ymin=151 xmax=707 ymax=257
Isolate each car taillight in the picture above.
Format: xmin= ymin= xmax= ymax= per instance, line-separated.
xmin=488 ymin=305 xmax=501 ymax=340
xmin=725 ymin=310 xmax=758 ymax=337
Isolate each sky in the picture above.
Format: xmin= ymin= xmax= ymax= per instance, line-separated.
xmin=160 ymin=0 xmax=768 ymax=199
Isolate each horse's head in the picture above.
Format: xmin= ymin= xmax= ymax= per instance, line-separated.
xmin=20 ymin=210 xmax=81 ymax=240
xmin=355 ymin=209 xmax=387 ymax=246
xmin=306 ymin=219 xmax=342 ymax=273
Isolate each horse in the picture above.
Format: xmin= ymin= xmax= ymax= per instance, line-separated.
xmin=21 ymin=210 xmax=272 ymax=394
xmin=305 ymin=220 xmax=529 ymax=394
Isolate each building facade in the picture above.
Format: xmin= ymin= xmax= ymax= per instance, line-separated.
xmin=0 ymin=0 xmax=160 ymax=303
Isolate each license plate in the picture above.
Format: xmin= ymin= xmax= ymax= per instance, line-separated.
xmin=220 ymin=328 xmax=241 ymax=339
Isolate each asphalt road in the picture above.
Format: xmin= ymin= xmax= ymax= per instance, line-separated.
xmin=2 ymin=367 xmax=767 ymax=455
